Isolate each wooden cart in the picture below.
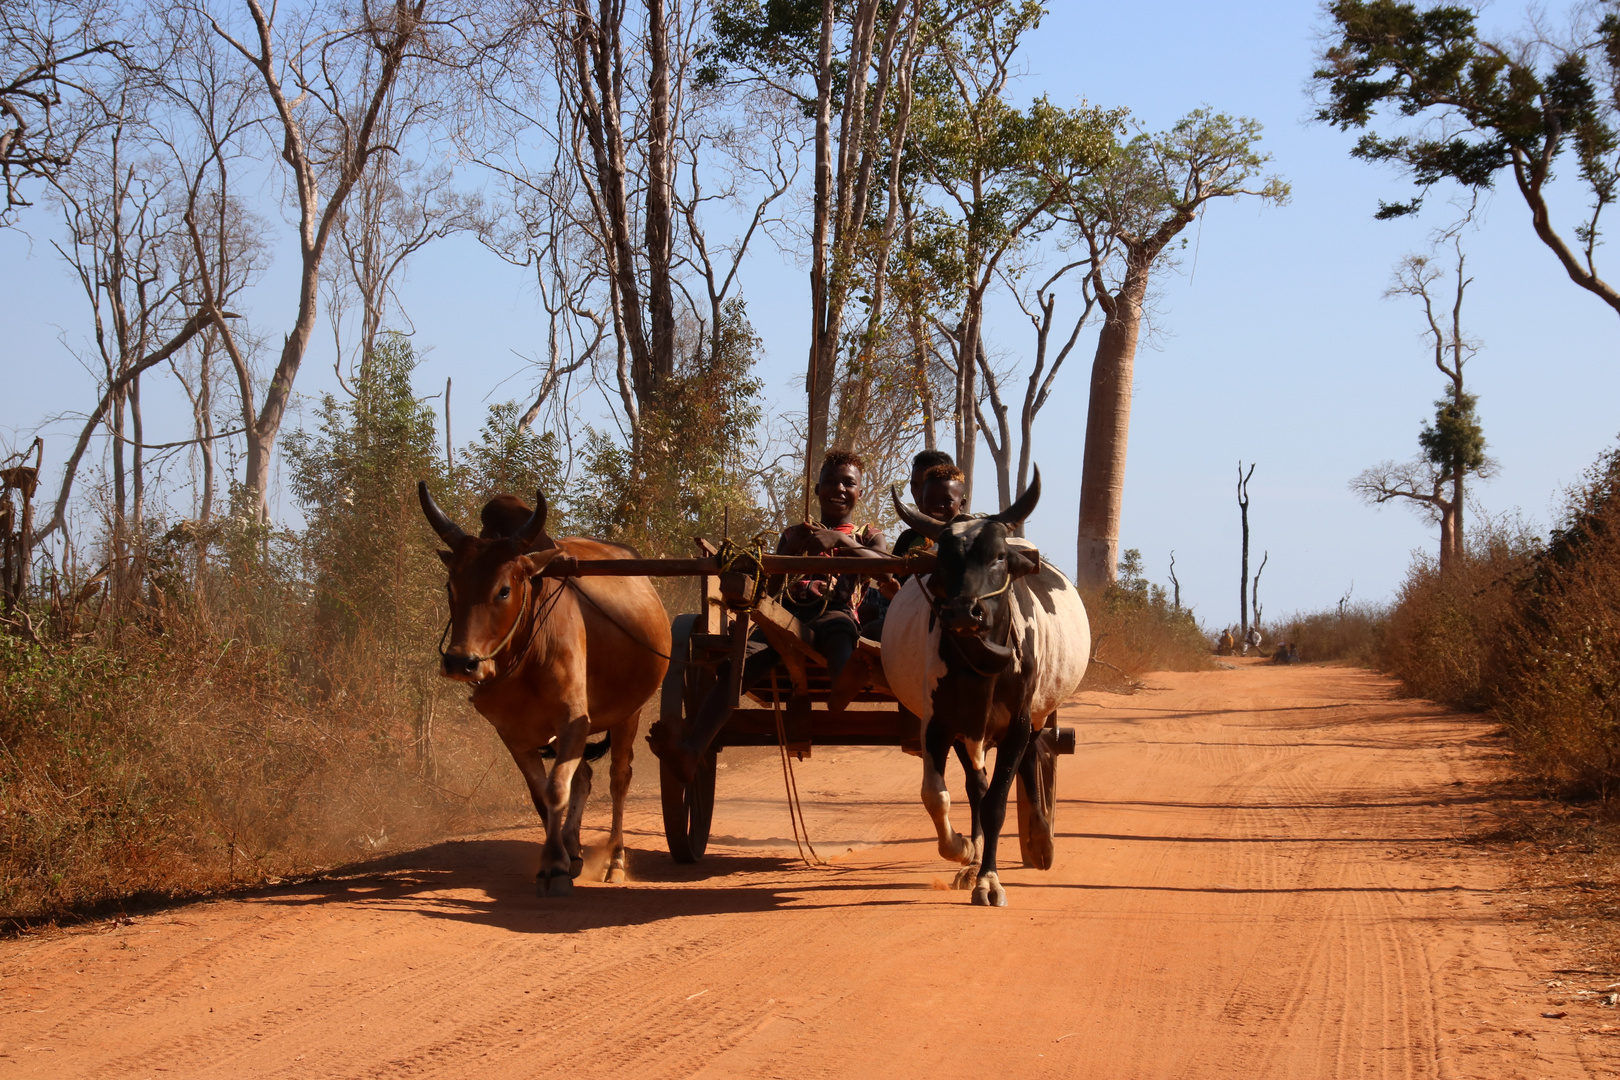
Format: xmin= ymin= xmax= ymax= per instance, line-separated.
xmin=628 ymin=542 xmax=1078 ymax=867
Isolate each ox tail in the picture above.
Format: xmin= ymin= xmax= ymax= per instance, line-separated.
xmin=538 ymin=732 xmax=613 ymax=762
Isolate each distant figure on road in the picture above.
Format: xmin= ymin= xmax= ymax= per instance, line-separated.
xmin=1217 ymin=629 xmax=1236 ymax=655
xmin=1243 ymin=626 xmax=1262 ymax=656
xmin=1270 ymin=641 xmax=1299 ymax=664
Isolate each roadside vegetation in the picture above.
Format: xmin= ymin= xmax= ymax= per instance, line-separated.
xmin=1080 ymin=549 xmax=1213 ymax=690
xmin=1382 ymin=445 xmax=1620 ymax=804
xmin=0 ymin=335 xmax=770 ymax=930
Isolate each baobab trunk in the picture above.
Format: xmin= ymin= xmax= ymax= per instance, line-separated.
xmin=1075 ymin=271 xmax=1148 ymax=588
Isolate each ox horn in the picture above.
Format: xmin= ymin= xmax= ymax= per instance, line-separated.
xmin=989 ymin=466 xmax=1042 ymax=527
xmin=418 ymin=481 xmax=468 ymax=546
xmin=516 ymin=488 xmax=549 ymax=547
xmin=890 ymin=484 xmax=945 ymax=540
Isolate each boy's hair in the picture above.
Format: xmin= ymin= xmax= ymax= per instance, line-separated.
xmin=922 ymin=463 xmax=965 ymax=485
xmin=821 ymin=448 xmax=865 ymax=477
xmin=912 ymin=448 xmax=954 ymax=473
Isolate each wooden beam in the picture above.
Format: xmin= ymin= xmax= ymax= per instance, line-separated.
xmin=536 ymin=551 xmax=935 ymax=579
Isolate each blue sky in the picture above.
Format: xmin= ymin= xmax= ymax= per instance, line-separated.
xmin=3 ymin=0 xmax=1616 ymax=626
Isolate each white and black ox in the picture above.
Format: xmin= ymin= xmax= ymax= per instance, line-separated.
xmin=881 ymin=469 xmax=1090 ymax=907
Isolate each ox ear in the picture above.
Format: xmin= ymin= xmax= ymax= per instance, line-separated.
xmin=891 ymin=484 xmax=945 ymax=540
xmin=437 ymin=549 xmax=455 ymax=568
xmin=989 ymin=466 xmax=1041 ymax=528
xmin=516 ymin=547 xmax=564 ymax=579
xmin=516 ymin=488 xmax=549 ymax=547
xmin=1007 ymin=546 xmax=1041 ymax=580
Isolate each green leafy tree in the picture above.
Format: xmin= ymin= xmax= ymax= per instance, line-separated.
xmin=460 ymin=401 xmax=567 ymax=522
xmin=1314 ymin=0 xmax=1620 ymax=319
xmin=903 ymin=0 xmax=1120 ymax=510
xmin=573 ymin=298 xmax=770 ymax=554
xmin=284 ymin=334 xmax=444 ymax=667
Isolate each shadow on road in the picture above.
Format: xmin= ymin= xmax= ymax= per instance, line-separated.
xmin=245 ymin=836 xmax=945 ymax=934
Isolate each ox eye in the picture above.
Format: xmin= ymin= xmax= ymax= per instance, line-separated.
xmin=497 ymin=586 xmax=511 ymax=601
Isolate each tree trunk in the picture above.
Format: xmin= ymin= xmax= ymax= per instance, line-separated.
xmin=804 ymin=0 xmax=836 ymax=496
xmin=644 ymin=0 xmax=675 ymax=390
xmin=1238 ymin=464 xmax=1253 ymax=637
xmin=1437 ymin=504 xmax=1454 ymax=576
xmin=1451 ymin=466 xmax=1465 ymax=565
xmin=1075 ymin=266 xmax=1149 ymax=588
xmin=955 ymin=289 xmax=984 ymax=509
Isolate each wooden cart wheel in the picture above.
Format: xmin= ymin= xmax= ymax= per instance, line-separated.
xmin=659 ymin=614 xmax=719 ymax=863
xmin=1016 ymin=722 xmax=1059 ymax=870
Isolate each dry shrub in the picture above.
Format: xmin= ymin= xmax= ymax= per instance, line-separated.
xmin=1373 ymin=444 xmax=1620 ymax=805
xmin=1492 ymin=467 xmax=1620 ymax=800
xmin=1268 ymin=602 xmax=1387 ymax=665
xmin=1379 ymin=520 xmax=1537 ymax=710
xmin=1080 ymin=550 xmax=1213 ymax=686
xmin=0 ymin=612 xmax=529 ymax=928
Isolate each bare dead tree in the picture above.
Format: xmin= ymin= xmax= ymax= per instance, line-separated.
xmin=477 ymin=126 xmax=606 ymax=436
xmin=974 ymin=257 xmax=1097 ymax=519
xmin=193 ymin=0 xmax=470 ymax=521
xmin=674 ymin=85 xmax=805 ymax=373
xmin=1237 ymin=460 xmax=1255 ymax=637
xmin=1251 ymin=549 xmax=1267 ymax=630
xmin=328 ymin=148 xmax=484 ymax=379
xmin=159 ymin=17 xmax=270 ymax=535
xmin=1 ymin=0 xmax=123 ymax=224
xmin=1 ymin=439 xmax=44 ymax=611
xmin=45 ymin=99 xmax=199 ymax=604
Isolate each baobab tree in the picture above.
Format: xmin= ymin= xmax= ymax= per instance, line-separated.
xmin=1069 ymin=110 xmax=1287 ymax=588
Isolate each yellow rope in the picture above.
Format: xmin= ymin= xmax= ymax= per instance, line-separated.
xmin=770 ymin=689 xmax=827 ymax=869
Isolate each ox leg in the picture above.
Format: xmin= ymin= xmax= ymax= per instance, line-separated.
xmin=972 ymin=712 xmax=1032 ymax=908
xmin=537 ymin=716 xmax=591 ymax=897
xmin=562 ymin=758 xmax=593 ymax=879
xmin=605 ymin=720 xmax=635 ymax=883
xmin=921 ymin=719 xmax=973 ymax=867
xmin=950 ymin=742 xmax=988 ymax=891
xmin=504 ymin=743 xmax=556 ymax=832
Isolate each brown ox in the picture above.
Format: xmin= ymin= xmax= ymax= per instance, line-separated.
xmin=418 ymin=482 xmax=670 ymax=896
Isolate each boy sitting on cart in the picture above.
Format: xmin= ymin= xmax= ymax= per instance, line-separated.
xmin=647 ymin=449 xmax=889 ymax=784
xmin=858 ymin=457 xmax=967 ymax=639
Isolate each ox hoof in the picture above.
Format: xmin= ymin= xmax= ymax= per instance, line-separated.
xmin=569 ymin=856 xmax=585 ymax=879
xmin=971 ymin=872 xmax=1006 ymax=908
xmin=605 ymin=866 xmax=626 ymax=884
xmin=952 ymin=865 xmax=980 ymax=892
xmin=537 ymin=871 xmax=575 ymax=898
xmin=938 ymin=833 xmax=974 ymax=866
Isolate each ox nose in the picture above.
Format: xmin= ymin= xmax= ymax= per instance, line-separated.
xmin=939 ymin=598 xmax=985 ymax=632
xmin=441 ymin=651 xmax=482 ymax=678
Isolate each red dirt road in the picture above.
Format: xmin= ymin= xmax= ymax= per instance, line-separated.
xmin=3 ymin=663 xmax=1615 ymax=1079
